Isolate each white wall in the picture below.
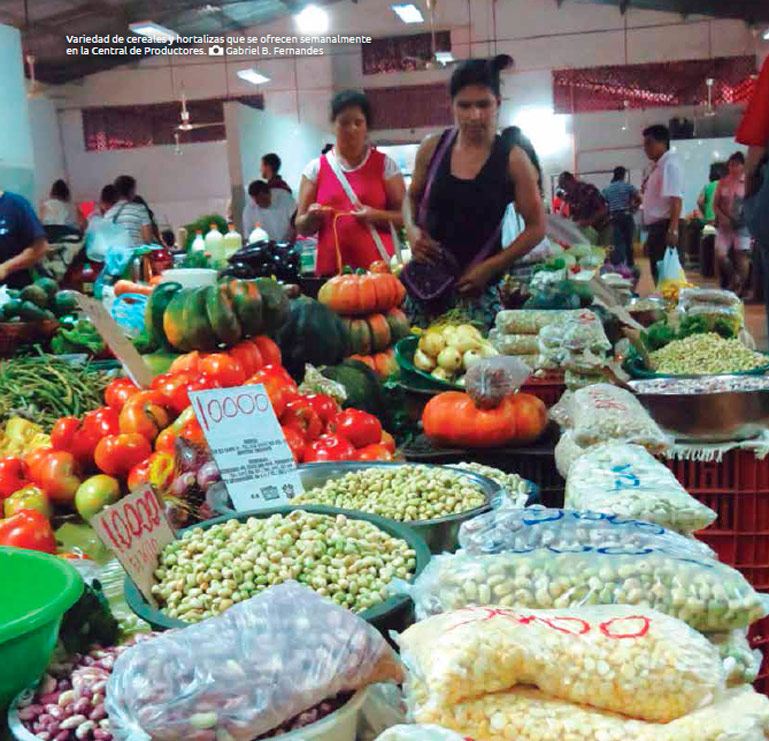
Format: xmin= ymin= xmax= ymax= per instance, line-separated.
xmin=27 ymin=97 xmax=67 ymax=208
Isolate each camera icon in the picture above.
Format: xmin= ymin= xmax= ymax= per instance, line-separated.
xmin=208 ymin=44 xmax=224 ymax=56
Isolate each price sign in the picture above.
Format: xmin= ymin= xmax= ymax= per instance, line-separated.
xmin=91 ymin=486 xmax=176 ymax=606
xmin=189 ymin=384 xmax=304 ymax=512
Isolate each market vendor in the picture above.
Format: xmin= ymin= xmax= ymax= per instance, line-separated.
xmin=0 ymin=189 xmax=49 ymax=288
xmin=295 ymin=90 xmax=406 ymax=275
xmin=402 ymin=55 xmax=546 ymax=328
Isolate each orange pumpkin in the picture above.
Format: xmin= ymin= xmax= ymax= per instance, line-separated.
xmin=348 ymin=348 xmax=397 ymax=379
xmin=341 ymin=313 xmax=392 ymax=354
xmin=318 ymin=272 xmax=405 ymax=316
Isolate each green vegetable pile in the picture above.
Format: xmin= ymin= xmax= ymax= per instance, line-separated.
xmin=292 ymin=465 xmax=487 ymax=522
xmin=650 ymin=333 xmax=768 ymax=376
xmin=642 ymin=314 xmax=738 ymax=353
xmin=0 ymin=354 xmax=112 ymax=429
xmin=1 ymin=278 xmax=78 ymax=323
xmin=152 ymin=510 xmax=418 ymax=621
xmin=524 ymin=280 xmax=591 ymax=310
xmin=51 ymin=318 xmax=105 ymax=355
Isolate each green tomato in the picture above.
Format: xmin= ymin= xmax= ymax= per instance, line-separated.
xmin=75 ymin=474 xmax=121 ymax=520
xmin=4 ymin=485 xmax=52 ymax=519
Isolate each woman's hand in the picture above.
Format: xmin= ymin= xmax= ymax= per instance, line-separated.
xmin=407 ymin=225 xmax=441 ymax=264
xmin=457 ymin=261 xmax=497 ymax=296
xmin=353 ymin=205 xmax=377 ymax=223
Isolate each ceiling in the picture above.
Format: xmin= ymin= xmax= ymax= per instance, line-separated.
xmin=569 ymin=0 xmax=769 ymax=24
xmin=0 ymin=0 xmax=337 ymax=84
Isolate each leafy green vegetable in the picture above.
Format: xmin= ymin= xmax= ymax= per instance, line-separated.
xmin=59 ymin=581 xmax=119 ymax=653
xmin=678 ymin=314 xmax=710 ymax=339
xmin=51 ymin=319 xmax=104 ymax=355
xmin=642 ymin=320 xmax=676 ymax=351
xmin=712 ymin=316 xmax=737 ymax=339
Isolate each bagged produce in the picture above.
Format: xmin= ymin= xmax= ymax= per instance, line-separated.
xmin=553 ymin=429 xmax=586 ymax=477
xmin=550 ymin=384 xmax=670 ymax=452
xmin=679 ymin=287 xmax=741 ymax=309
xmin=495 ymin=309 xmax=582 ymax=335
xmin=398 ymin=604 xmax=725 ymax=723
xmin=458 ymin=506 xmax=715 ymax=560
xmin=106 ymin=582 xmax=403 ymax=741
xmin=447 ymin=462 xmax=533 ymax=508
xmin=377 ymin=726 xmax=471 ymax=741
xmin=708 ymin=629 xmax=762 ymax=687
xmin=464 ymin=357 xmax=531 ymax=409
xmin=489 ymin=333 xmax=540 ymax=355
xmin=400 ymin=546 xmax=766 ymax=632
xmin=565 ymin=442 xmax=716 ymax=534
xmin=416 ymin=685 xmax=769 ymax=741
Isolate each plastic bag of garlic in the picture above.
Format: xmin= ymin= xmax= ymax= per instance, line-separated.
xmin=397 ymin=605 xmax=725 ymax=723
xmin=376 ymin=726 xmax=472 ymax=741
xmin=416 ymin=685 xmax=769 ymax=741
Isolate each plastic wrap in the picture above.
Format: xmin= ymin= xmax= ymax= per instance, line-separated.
xmin=550 ymin=385 xmax=670 ymax=452
xmin=377 ymin=726 xmax=471 ymax=741
xmin=561 ymin=312 xmax=610 ymax=353
xmin=447 ymin=462 xmax=532 ymax=508
xmin=398 ymin=604 xmax=725 ymax=722
xmin=358 ymin=684 xmax=407 ymax=741
xmin=465 ymin=357 xmax=531 ymax=409
xmin=564 ymin=369 xmax=610 ymax=390
xmin=458 ymin=506 xmax=716 ymax=560
xmin=415 ymin=685 xmax=769 ymax=741
xmin=679 ymin=288 xmax=741 ymax=309
xmin=708 ymin=629 xmax=763 ymax=687
xmin=565 ymin=442 xmax=716 ymax=534
xmin=399 ymin=547 xmax=766 ymax=632
xmin=553 ymin=430 xmax=586 ymax=477
xmin=489 ymin=334 xmax=540 ymax=355
xmin=495 ymin=309 xmax=582 ymax=336
xmin=106 ymin=582 xmax=403 ymax=741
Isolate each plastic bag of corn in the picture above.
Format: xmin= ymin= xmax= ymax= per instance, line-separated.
xmin=415 ymin=685 xmax=769 ymax=741
xmin=565 ymin=442 xmax=716 ymax=534
xmin=707 ymin=629 xmax=762 ymax=687
xmin=376 ymin=726 xmax=471 ymax=741
xmin=398 ymin=604 xmax=725 ymax=723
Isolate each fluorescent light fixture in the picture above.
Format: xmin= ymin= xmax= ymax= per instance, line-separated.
xmin=295 ymin=4 xmax=329 ymax=34
xmin=237 ymin=69 xmax=270 ymax=85
xmin=392 ymin=3 xmax=424 ymax=23
xmin=763 ymin=28 xmax=769 ymax=40
xmin=128 ymin=20 xmax=179 ymax=43
xmin=435 ymin=51 xmax=454 ymax=64
xmin=513 ymin=107 xmax=568 ymax=157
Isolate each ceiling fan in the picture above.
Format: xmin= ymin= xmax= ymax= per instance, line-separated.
xmin=175 ymin=87 xmax=225 ymax=132
xmin=405 ymin=0 xmax=457 ymax=71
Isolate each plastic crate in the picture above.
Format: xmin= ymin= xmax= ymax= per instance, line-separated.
xmin=749 ymin=614 xmax=769 ymax=695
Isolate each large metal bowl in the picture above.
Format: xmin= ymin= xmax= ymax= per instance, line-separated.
xmin=209 ymin=461 xmax=508 ymax=553
xmin=629 ymin=377 xmax=769 ymax=442
xmin=124 ymin=504 xmax=431 ymax=639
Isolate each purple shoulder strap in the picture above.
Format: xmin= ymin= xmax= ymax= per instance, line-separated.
xmin=417 ymin=128 xmax=457 ymax=228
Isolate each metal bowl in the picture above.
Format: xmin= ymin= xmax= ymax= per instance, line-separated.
xmin=124 ymin=504 xmax=431 ymax=639
xmin=629 ymin=377 xmax=769 ymax=442
xmin=209 ymin=461 xmax=505 ymax=553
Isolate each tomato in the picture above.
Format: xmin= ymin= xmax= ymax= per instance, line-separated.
xmin=355 ymin=443 xmax=394 ymax=461
xmin=51 ymin=417 xmax=80 ymax=452
xmin=127 ymin=452 xmax=174 ymax=493
xmin=75 ymin=475 xmax=121 ymax=520
xmin=330 ymin=409 xmax=383 ymax=448
xmin=303 ymin=434 xmax=356 ymax=462
xmin=119 ymin=395 xmax=171 ymax=442
xmin=229 ymin=341 xmax=263 ymax=377
xmin=199 ymin=353 xmax=246 ymax=388
xmin=248 ymin=364 xmax=295 ymax=387
xmin=303 ymin=394 xmax=340 ymax=428
xmin=23 ymin=447 xmax=53 ymax=478
xmin=380 ymin=430 xmax=396 ymax=454
xmin=94 ymin=434 xmax=152 ymax=478
xmin=151 ymin=372 xmax=216 ymax=415
xmin=0 ymin=456 xmax=29 ymax=499
xmin=0 ymin=510 xmax=56 ymax=553
xmin=155 ymin=426 xmax=177 ymax=454
xmin=28 ymin=451 xmax=81 ymax=505
xmin=281 ymin=426 xmax=305 ymax=463
xmin=251 ymin=336 xmax=281 ymax=366
xmin=245 ymin=373 xmax=294 ymax=419
xmin=169 ymin=351 xmax=206 ymax=375
xmin=4 ymin=485 xmax=51 ymax=519
xmin=281 ymin=400 xmax=323 ymax=442
xmin=104 ymin=377 xmax=139 ymax=411
xmin=509 ymin=392 xmax=548 ymax=443
xmin=177 ymin=417 xmax=206 ymax=447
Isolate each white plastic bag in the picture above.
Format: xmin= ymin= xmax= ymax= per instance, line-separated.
xmin=657 ymin=246 xmax=685 ymax=284
xmin=465 ymin=357 xmax=531 ymax=409
xmin=376 ymin=726 xmax=471 ymax=741
xmin=708 ymin=629 xmax=763 ymax=687
xmin=106 ymin=582 xmax=403 ymax=741
xmin=554 ymin=430 xmax=586 ymax=477
xmin=565 ymin=442 xmax=716 ymax=534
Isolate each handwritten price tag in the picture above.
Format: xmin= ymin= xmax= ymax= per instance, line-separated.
xmin=189 ymin=384 xmax=304 ymax=512
xmin=91 ymin=486 xmax=175 ymax=606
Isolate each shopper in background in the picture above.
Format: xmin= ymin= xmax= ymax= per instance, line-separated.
xmin=98 ymin=184 xmax=117 ymax=217
xmin=39 ymin=179 xmax=84 ymax=231
xmin=713 ymin=152 xmax=750 ymax=294
xmin=295 ymin=90 xmax=405 ymax=274
xmin=133 ymin=194 xmax=161 ymax=245
xmin=261 ymin=153 xmax=292 ymax=195
xmin=557 ymin=171 xmax=609 ymax=244
xmin=103 ymin=176 xmax=153 ymax=246
xmin=0 ymin=189 xmax=49 ymax=288
xmin=641 ymin=124 xmax=684 ymax=284
xmin=602 ymin=166 xmax=641 ymax=266
xmin=243 ymin=180 xmax=296 ymax=242
xmin=697 ymin=162 xmax=726 ymax=223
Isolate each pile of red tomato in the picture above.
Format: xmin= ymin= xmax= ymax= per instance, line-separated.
xmin=0 ymin=336 xmax=394 ymax=553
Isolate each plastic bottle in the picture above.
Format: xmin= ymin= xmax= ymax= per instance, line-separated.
xmin=191 ymin=230 xmax=206 ymax=253
xmin=249 ymin=222 xmax=269 ymax=244
xmin=223 ymin=223 xmax=243 ymax=261
xmin=79 ymin=262 xmax=98 ymax=296
xmin=205 ymin=223 xmax=225 ymax=266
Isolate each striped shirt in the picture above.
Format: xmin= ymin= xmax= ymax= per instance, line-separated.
xmin=103 ymin=200 xmax=151 ymax=246
xmin=602 ymin=181 xmax=639 ymax=215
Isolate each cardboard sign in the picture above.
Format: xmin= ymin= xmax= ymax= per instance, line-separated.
xmin=91 ymin=486 xmax=176 ymax=606
xmin=189 ymin=384 xmax=304 ymax=512
xmin=75 ymin=294 xmax=154 ymax=388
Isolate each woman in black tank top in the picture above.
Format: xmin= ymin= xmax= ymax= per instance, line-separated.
xmin=403 ymin=55 xmax=546 ymax=329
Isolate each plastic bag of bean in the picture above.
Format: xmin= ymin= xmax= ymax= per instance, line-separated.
xmin=458 ymin=506 xmax=715 ymax=561
xmin=490 ymin=333 xmax=541 ymax=356
xmin=707 ymin=629 xmax=763 ymax=687
xmin=106 ymin=582 xmax=403 ymax=741
xmin=399 ymin=546 xmax=767 ymax=632
xmin=550 ymin=384 xmax=671 ymax=452
xmin=565 ymin=442 xmax=716 ymax=534
xmin=398 ymin=604 xmax=725 ymax=722
xmin=495 ymin=309 xmax=583 ymax=335
xmin=376 ymin=725 xmax=472 ymax=741
xmin=416 ymin=685 xmax=769 ymax=741
xmin=553 ymin=430 xmax=586 ymax=477
xmin=465 ymin=357 xmax=531 ymax=409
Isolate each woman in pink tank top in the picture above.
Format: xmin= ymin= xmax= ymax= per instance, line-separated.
xmin=295 ymin=91 xmax=406 ymax=276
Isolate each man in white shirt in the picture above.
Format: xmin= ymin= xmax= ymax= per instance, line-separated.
xmin=102 ymin=175 xmax=153 ymax=246
xmin=641 ymin=125 xmax=684 ymax=284
xmin=243 ymin=180 xmax=296 ymax=243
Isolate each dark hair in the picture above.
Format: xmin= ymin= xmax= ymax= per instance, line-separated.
xmin=500 ymin=126 xmax=542 ymax=195
xmin=114 ymin=175 xmax=137 ymax=199
xmin=642 ymin=124 xmax=670 ymax=149
xmin=709 ymin=163 xmax=725 ymax=182
xmin=612 ymin=166 xmax=627 ymax=182
xmin=161 ymin=229 xmax=175 ymax=248
xmin=262 ymin=153 xmax=281 ymax=173
xmin=100 ymin=184 xmax=117 ymax=207
xmin=729 ymin=151 xmax=745 ymax=165
xmin=330 ymin=90 xmax=372 ymax=125
xmin=321 ymin=143 xmax=334 ymax=155
xmin=50 ymin=179 xmax=70 ymax=201
xmin=248 ymin=180 xmax=270 ymax=198
xmin=132 ymin=194 xmax=160 ymax=242
xmin=558 ymin=171 xmax=576 ymax=187
xmin=449 ymin=54 xmax=513 ymax=98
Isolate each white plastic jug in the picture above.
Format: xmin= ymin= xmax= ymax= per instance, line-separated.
xmin=249 ymin=222 xmax=269 ymax=244
xmin=205 ymin=223 xmax=225 ymax=266
xmin=191 ymin=230 xmax=206 ymax=254
xmin=223 ymin=224 xmax=243 ymax=260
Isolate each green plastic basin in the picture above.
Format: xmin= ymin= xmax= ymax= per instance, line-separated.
xmin=0 ymin=548 xmax=83 ymax=709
